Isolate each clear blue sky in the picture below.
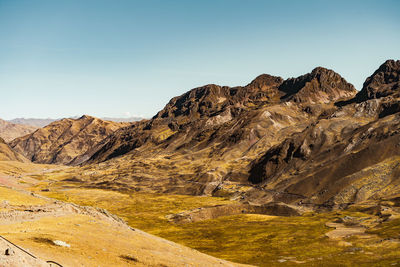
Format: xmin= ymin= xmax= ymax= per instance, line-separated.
xmin=1 ymin=0 xmax=399 ymax=120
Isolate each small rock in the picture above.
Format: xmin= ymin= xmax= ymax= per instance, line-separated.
xmin=5 ymin=248 xmax=14 ymax=256
xmin=53 ymin=240 xmax=70 ymax=247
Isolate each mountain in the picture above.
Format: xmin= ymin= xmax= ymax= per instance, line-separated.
xmin=0 ymin=119 xmax=37 ymax=142
xmin=87 ymin=67 xmax=356 ymax=164
xmin=8 ymin=118 xmax=57 ymax=128
xmin=10 ymin=115 xmax=129 ymax=165
xmin=0 ymin=137 xmax=27 ymax=162
xmin=73 ymin=60 xmax=400 ymax=209
xmin=247 ymin=59 xmax=400 ymax=207
xmin=355 ymin=59 xmax=400 ymax=101
xmin=100 ymin=116 xmax=145 ymax=122
xmin=5 ymin=60 xmax=400 ymax=266
xmin=61 ymin=66 xmax=361 ymax=198
xmin=10 ymin=61 xmax=400 ymax=208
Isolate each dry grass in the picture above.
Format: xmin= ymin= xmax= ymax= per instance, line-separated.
xmin=0 ymin=186 xmax=48 ymax=206
xmin=0 ymin=183 xmax=245 ymax=267
xmin=35 ymin=184 xmax=400 ymax=266
xmin=2 ymin=161 xmax=400 ymax=266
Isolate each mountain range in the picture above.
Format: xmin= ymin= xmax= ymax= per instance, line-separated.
xmin=8 ymin=116 xmax=144 ymax=128
xmin=6 ymin=59 xmax=400 ymax=209
xmin=1 ymin=59 xmax=400 ymax=266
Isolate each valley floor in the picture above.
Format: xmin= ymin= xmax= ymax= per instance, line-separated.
xmin=0 ymin=161 xmax=400 ymax=266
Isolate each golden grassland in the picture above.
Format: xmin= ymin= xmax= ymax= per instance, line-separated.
xmin=1 ymin=161 xmax=400 ymax=266
xmin=0 ymin=186 xmax=48 ymax=206
xmin=34 ymin=184 xmax=400 ymax=266
xmin=0 ymin=185 xmax=245 ymax=266
xmin=0 ymin=161 xmax=55 ymax=176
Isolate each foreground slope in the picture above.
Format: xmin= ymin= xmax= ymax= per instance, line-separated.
xmin=27 ymin=162 xmax=400 ymax=266
xmin=0 ymin=163 xmax=246 ymax=267
xmin=10 ymin=116 xmax=128 ymax=165
xmin=0 ymin=119 xmax=37 ymax=142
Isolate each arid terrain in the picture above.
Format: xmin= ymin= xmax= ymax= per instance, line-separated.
xmin=1 ymin=60 xmax=400 ymax=266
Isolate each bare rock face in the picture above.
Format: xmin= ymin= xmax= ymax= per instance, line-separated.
xmin=356 ymin=59 xmax=400 ymax=101
xmin=10 ymin=116 xmax=128 ymax=165
xmin=155 ymin=74 xmax=284 ymax=120
xmin=247 ymin=60 xmax=400 ymax=207
xmin=279 ymin=67 xmax=357 ymax=103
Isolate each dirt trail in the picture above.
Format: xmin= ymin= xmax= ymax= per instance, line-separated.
xmin=0 ymin=235 xmax=49 ymax=267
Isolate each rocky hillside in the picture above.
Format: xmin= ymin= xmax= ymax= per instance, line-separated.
xmin=66 ymin=60 xmax=400 ymax=210
xmin=60 ymin=66 xmax=362 ymax=198
xmin=247 ymin=59 xmax=400 ymax=207
xmin=0 ymin=137 xmax=27 ymax=162
xmin=10 ymin=115 xmax=128 ymax=165
xmin=87 ymin=66 xmax=356 ymax=165
xmin=0 ymin=119 xmax=37 ymax=142
xmin=9 ymin=60 xmax=400 ymax=209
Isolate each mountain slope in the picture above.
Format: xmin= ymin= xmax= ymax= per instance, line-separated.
xmin=10 ymin=115 xmax=128 ymax=165
xmin=60 ymin=66 xmax=358 ymax=198
xmin=11 ymin=61 xmax=400 ymax=209
xmin=247 ymin=59 xmax=400 ymax=207
xmin=0 ymin=119 xmax=37 ymax=142
xmin=88 ymin=67 xmax=356 ymax=165
xmin=0 ymin=172 xmax=246 ymax=267
xmin=0 ymin=137 xmax=27 ymax=162
xmin=76 ymin=60 xmax=400 ymax=208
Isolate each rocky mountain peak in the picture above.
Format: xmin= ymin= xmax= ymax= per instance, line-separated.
xmin=279 ymin=67 xmax=356 ymax=103
xmin=356 ymin=59 xmax=400 ymax=101
xmin=79 ymin=114 xmax=94 ymax=120
xmin=246 ymin=74 xmax=283 ymax=91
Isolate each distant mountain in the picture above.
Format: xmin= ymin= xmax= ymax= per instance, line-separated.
xmin=8 ymin=118 xmax=57 ymax=128
xmin=8 ymin=117 xmax=143 ymax=128
xmin=10 ymin=115 xmax=129 ymax=165
xmin=100 ymin=117 xmax=145 ymax=123
xmin=0 ymin=119 xmax=38 ymax=142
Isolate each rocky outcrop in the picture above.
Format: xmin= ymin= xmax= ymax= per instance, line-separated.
xmin=356 ymin=60 xmax=400 ymax=101
xmin=279 ymin=67 xmax=357 ymax=103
